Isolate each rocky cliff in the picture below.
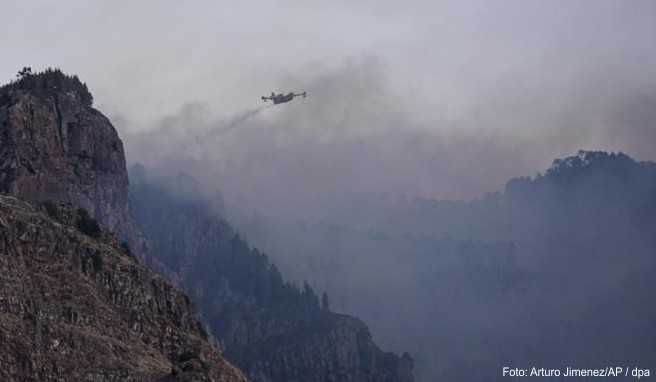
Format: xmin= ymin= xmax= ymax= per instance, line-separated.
xmin=0 ymin=69 xmax=144 ymax=255
xmin=130 ymin=170 xmax=415 ymax=382
xmin=0 ymin=195 xmax=246 ymax=381
xmin=0 ymin=69 xmax=413 ymax=381
xmin=0 ymin=69 xmax=248 ymax=381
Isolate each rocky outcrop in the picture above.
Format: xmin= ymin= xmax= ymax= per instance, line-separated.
xmin=219 ymin=309 xmax=414 ymax=382
xmin=0 ymin=195 xmax=247 ymax=382
xmin=0 ymin=70 xmax=143 ymax=254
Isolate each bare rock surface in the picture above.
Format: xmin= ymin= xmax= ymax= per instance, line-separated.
xmin=0 ymin=195 xmax=247 ymax=382
xmin=0 ymin=76 xmax=144 ymax=255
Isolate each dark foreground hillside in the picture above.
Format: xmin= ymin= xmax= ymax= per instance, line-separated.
xmin=0 ymin=195 xmax=246 ymax=381
xmin=0 ymin=69 xmax=248 ymax=381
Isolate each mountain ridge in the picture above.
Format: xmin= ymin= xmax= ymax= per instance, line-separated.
xmin=130 ymin=167 xmax=415 ymax=382
xmin=229 ymin=149 xmax=656 ymax=381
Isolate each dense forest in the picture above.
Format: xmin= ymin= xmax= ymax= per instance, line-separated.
xmin=129 ymin=165 xmax=412 ymax=381
xmin=129 ymin=164 xmax=324 ymax=320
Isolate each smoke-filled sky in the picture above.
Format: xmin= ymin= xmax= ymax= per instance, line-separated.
xmin=2 ymin=0 xmax=655 ymax=203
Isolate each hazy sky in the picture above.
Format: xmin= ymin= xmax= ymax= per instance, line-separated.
xmin=2 ymin=0 xmax=655 ymax=202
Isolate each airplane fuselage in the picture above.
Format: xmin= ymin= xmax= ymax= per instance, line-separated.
xmin=272 ymin=93 xmax=295 ymax=104
xmin=262 ymin=91 xmax=306 ymax=104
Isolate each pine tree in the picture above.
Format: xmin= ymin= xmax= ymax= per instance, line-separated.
xmin=321 ymin=292 xmax=330 ymax=311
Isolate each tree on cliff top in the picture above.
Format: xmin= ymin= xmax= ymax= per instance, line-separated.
xmin=1 ymin=67 xmax=93 ymax=107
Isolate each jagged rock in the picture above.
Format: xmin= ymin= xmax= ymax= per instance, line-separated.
xmin=0 ymin=76 xmax=144 ymax=256
xmin=222 ymin=311 xmax=414 ymax=382
xmin=0 ymin=195 xmax=247 ymax=382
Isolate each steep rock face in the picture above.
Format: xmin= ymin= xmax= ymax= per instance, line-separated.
xmin=220 ymin=309 xmax=414 ymax=382
xmin=0 ymin=195 xmax=247 ymax=382
xmin=130 ymin=171 xmax=414 ymax=382
xmin=0 ymin=73 xmax=142 ymax=253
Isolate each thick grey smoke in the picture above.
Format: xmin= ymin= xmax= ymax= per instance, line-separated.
xmin=3 ymin=2 xmax=656 ymax=380
xmin=124 ymin=55 xmax=656 ymax=219
xmin=2 ymin=2 xmax=655 ymax=186
xmin=120 ymin=49 xmax=656 ymax=380
xmin=201 ymin=104 xmax=274 ymax=140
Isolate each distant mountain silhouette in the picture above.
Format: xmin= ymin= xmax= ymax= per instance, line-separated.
xmin=232 ymin=150 xmax=656 ymax=381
